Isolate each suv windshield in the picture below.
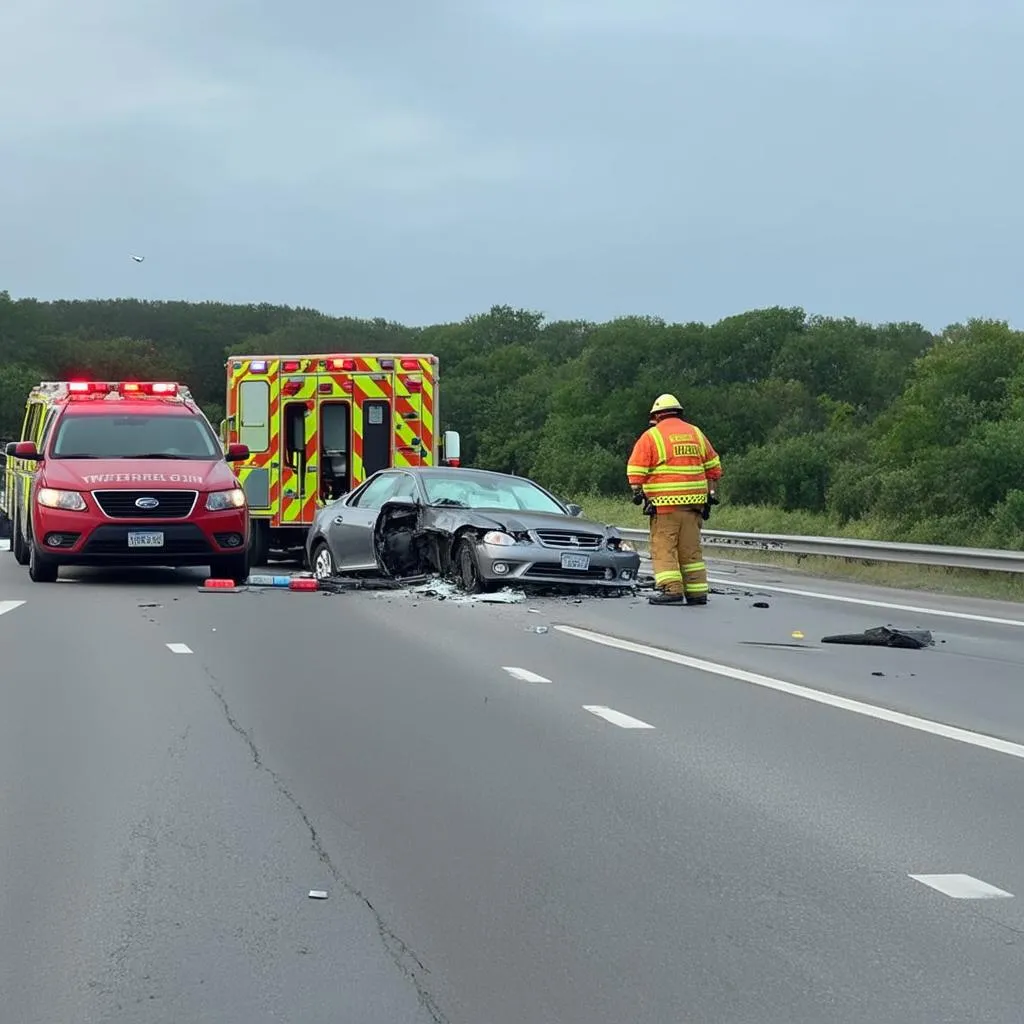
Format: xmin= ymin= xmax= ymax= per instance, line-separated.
xmin=422 ymin=472 xmax=565 ymax=514
xmin=51 ymin=413 xmax=222 ymax=460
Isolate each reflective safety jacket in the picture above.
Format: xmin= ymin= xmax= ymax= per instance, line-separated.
xmin=626 ymin=416 xmax=722 ymax=511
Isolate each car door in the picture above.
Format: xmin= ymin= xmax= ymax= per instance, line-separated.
xmin=327 ymin=472 xmax=403 ymax=570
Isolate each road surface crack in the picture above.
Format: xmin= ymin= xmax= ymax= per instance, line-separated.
xmin=204 ymin=671 xmax=449 ymax=1023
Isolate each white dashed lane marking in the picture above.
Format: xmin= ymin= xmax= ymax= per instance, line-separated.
xmin=909 ymin=874 xmax=1014 ymax=899
xmin=502 ymin=667 xmax=551 ymax=683
xmin=0 ymin=600 xmax=25 ymax=617
xmin=583 ymin=705 xmax=656 ymax=729
xmin=166 ymin=643 xmax=193 ymax=654
xmin=557 ymin=625 xmax=1024 ymax=761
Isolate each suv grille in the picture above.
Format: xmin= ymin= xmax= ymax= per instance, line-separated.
xmin=534 ymin=529 xmax=603 ymax=549
xmin=93 ymin=490 xmax=198 ymax=519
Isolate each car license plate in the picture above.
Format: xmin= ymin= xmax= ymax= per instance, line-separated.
xmin=128 ymin=531 xmax=164 ymax=548
xmin=561 ymin=552 xmax=590 ymax=571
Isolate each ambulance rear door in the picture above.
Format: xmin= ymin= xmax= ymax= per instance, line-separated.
xmin=393 ymin=356 xmax=430 ymax=468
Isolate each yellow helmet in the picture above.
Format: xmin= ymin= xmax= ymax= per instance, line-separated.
xmin=649 ymin=393 xmax=683 ymax=416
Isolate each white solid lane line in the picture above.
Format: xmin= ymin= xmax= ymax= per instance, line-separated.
xmin=0 ymin=600 xmax=25 ymax=617
xmin=909 ymin=874 xmax=1014 ymax=899
xmin=583 ymin=705 xmax=656 ymax=729
xmin=0 ymin=539 xmax=10 ymax=551
xmin=557 ymin=625 xmax=1024 ymax=761
xmin=502 ymin=666 xmax=552 ymax=683
xmin=707 ymin=575 xmax=1024 ymax=628
xmin=166 ymin=643 xmax=193 ymax=654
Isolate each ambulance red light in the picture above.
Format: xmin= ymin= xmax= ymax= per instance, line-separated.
xmin=400 ymin=358 xmax=419 ymax=370
xmin=341 ymin=380 xmax=353 ymax=392
xmin=289 ymin=577 xmax=319 ymax=591
xmin=331 ymin=358 xmax=357 ymax=371
xmin=406 ymin=379 xmax=422 ymax=393
xmin=282 ymin=381 xmax=302 ymax=396
xmin=318 ymin=383 xmax=332 ymax=394
xmin=283 ymin=360 xmax=300 ymax=372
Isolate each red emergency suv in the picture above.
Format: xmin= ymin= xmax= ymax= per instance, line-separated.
xmin=2 ymin=380 xmax=251 ymax=583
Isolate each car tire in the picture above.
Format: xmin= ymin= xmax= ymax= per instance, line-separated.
xmin=12 ymin=506 xmax=30 ymax=566
xmin=311 ymin=541 xmax=336 ymax=580
xmin=209 ymin=552 xmax=250 ymax=585
xmin=28 ymin=542 xmax=59 ymax=582
xmin=455 ymin=538 xmax=484 ymax=594
xmin=249 ymin=519 xmax=269 ymax=568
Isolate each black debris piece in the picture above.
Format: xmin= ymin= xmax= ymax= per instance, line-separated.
xmin=317 ymin=573 xmax=426 ymax=593
xmin=871 ymin=671 xmax=885 ymax=677
xmin=821 ymin=626 xmax=935 ymax=649
xmin=752 ymin=601 xmax=770 ymax=609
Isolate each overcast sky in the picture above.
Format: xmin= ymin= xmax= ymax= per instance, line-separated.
xmin=1 ymin=0 xmax=1020 ymax=331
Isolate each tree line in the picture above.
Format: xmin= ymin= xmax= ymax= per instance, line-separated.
xmin=2 ymin=289 xmax=1022 ymax=548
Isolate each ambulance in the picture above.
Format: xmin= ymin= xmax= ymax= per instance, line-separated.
xmin=1 ymin=380 xmax=251 ymax=583
xmin=223 ymin=352 xmax=461 ymax=564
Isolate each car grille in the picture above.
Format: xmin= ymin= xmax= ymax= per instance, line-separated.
xmin=533 ymin=529 xmax=603 ymax=549
xmin=93 ymin=490 xmax=198 ymax=519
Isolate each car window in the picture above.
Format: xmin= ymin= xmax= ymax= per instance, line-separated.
xmin=351 ymin=474 xmax=400 ymax=509
xmin=422 ymin=473 xmax=565 ymax=514
xmin=51 ymin=412 xmax=222 ymax=459
xmin=391 ymin=474 xmax=417 ymax=500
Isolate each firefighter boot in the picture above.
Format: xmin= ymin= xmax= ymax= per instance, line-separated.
xmin=649 ymin=590 xmax=684 ymax=605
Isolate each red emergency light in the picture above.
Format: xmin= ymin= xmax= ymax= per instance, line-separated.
xmin=282 ymin=360 xmax=301 ymax=372
xmin=400 ymin=358 xmax=419 ymax=370
xmin=282 ymin=379 xmax=303 ymax=396
xmin=67 ymin=381 xmax=110 ymax=394
xmin=289 ymin=577 xmax=319 ymax=591
xmin=405 ymin=378 xmax=422 ymax=393
xmin=330 ymin=358 xmax=357 ymax=371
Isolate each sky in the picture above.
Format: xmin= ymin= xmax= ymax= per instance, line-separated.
xmin=1 ymin=0 xmax=1021 ymax=331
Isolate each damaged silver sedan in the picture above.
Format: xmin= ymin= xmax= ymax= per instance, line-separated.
xmin=304 ymin=467 xmax=641 ymax=592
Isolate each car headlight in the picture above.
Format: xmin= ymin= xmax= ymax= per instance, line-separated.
xmin=482 ymin=530 xmax=515 ymax=546
xmin=617 ymin=540 xmax=635 ymax=552
xmin=37 ymin=487 xmax=87 ymax=511
xmin=206 ymin=488 xmax=246 ymax=511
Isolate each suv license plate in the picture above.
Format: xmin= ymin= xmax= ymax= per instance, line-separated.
xmin=561 ymin=552 xmax=590 ymax=571
xmin=128 ymin=531 xmax=164 ymax=548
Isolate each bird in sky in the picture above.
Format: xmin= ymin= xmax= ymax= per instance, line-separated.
xmin=130 ymin=254 xmax=145 ymax=262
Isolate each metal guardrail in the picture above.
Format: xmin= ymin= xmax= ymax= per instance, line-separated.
xmin=615 ymin=526 xmax=1024 ymax=574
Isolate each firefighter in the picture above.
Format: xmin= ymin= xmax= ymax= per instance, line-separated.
xmin=627 ymin=393 xmax=722 ymax=605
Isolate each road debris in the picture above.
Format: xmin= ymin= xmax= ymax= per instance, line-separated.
xmin=821 ymin=626 xmax=935 ymax=649
xmin=308 ymin=890 xmax=329 ymax=900
xmin=791 ymin=630 xmax=804 ymax=639
xmin=752 ymin=601 xmax=770 ymax=609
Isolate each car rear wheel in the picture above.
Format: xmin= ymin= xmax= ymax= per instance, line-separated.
xmin=28 ymin=542 xmax=58 ymax=582
xmin=209 ymin=552 xmax=250 ymax=585
xmin=455 ymin=538 xmax=484 ymax=594
xmin=312 ymin=541 xmax=336 ymax=580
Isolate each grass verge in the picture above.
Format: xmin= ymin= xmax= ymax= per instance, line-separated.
xmin=570 ymin=494 xmax=1024 ymax=604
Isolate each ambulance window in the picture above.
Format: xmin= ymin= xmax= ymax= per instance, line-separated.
xmin=21 ymin=403 xmax=41 ymax=442
xmin=238 ymin=381 xmax=270 ymax=452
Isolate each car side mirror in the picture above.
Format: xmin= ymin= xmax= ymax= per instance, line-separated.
xmin=565 ymin=503 xmax=583 ymax=517
xmin=225 ymin=442 xmax=249 ymax=462
xmin=9 ymin=440 xmax=41 ymax=461
xmin=442 ymin=429 xmax=461 ymax=467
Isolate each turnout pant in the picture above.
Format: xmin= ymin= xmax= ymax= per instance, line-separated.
xmin=648 ymin=506 xmax=709 ymax=598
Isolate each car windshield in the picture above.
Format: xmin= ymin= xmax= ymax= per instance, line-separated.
xmin=422 ymin=472 xmax=566 ymax=514
xmin=51 ymin=413 xmax=222 ymax=459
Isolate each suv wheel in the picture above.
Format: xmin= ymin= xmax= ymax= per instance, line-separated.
xmin=209 ymin=553 xmax=250 ymax=586
xmin=28 ymin=542 xmax=59 ymax=582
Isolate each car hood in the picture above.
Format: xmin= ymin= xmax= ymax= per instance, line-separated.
xmin=41 ymin=458 xmax=239 ymax=491
xmin=428 ymin=506 xmax=616 ymax=536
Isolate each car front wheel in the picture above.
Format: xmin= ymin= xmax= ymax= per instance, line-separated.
xmin=455 ymin=538 xmax=484 ymax=594
xmin=28 ymin=542 xmax=58 ymax=582
xmin=209 ymin=553 xmax=250 ymax=585
xmin=311 ymin=541 xmax=336 ymax=580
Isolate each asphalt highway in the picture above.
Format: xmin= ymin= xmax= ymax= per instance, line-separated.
xmin=3 ymin=551 xmax=1024 ymax=1022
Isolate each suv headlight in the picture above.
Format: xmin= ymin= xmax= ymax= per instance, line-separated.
xmin=37 ymin=487 xmax=87 ymax=511
xmin=206 ymin=488 xmax=246 ymax=511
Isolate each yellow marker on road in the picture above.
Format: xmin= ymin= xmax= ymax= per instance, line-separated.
xmin=791 ymin=630 xmax=805 ymax=639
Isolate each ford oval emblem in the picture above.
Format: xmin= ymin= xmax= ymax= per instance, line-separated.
xmin=136 ymin=497 xmax=159 ymax=509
